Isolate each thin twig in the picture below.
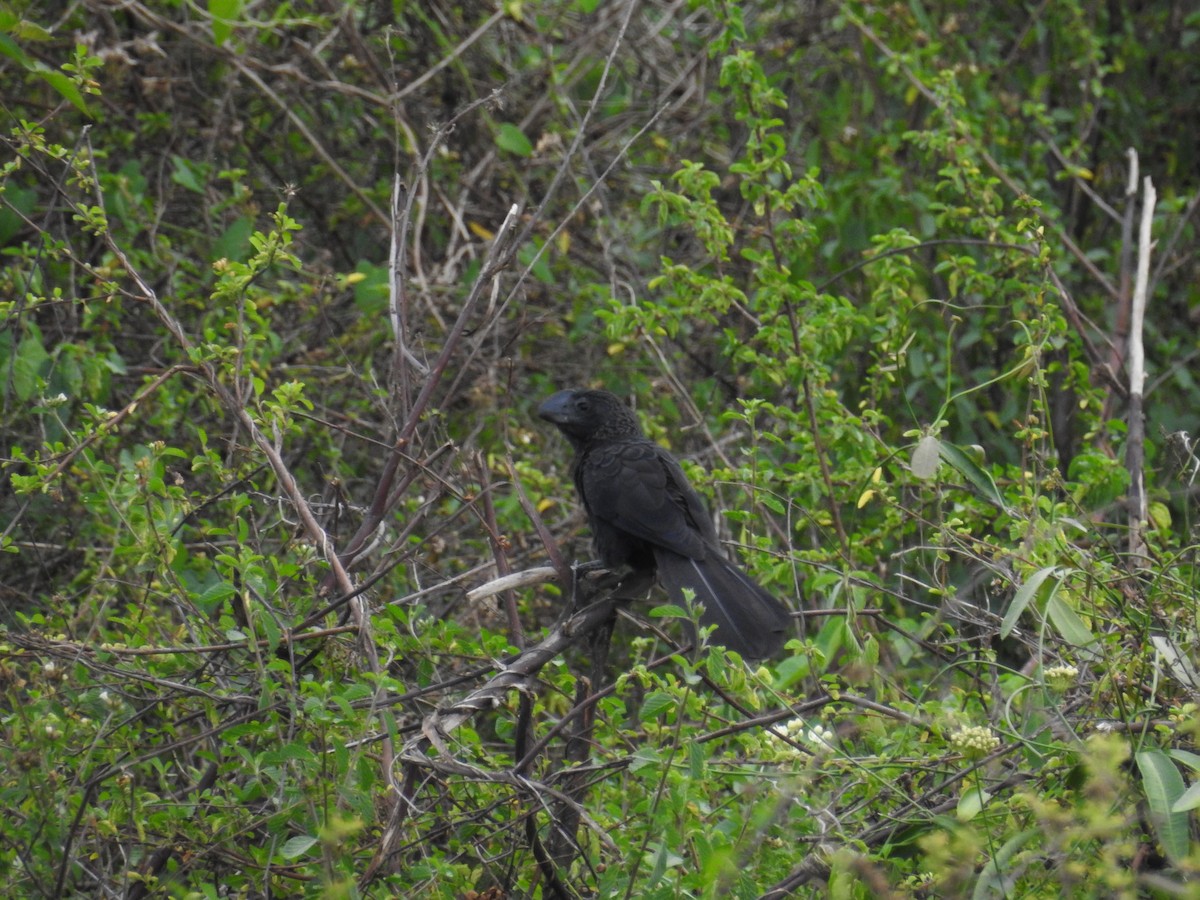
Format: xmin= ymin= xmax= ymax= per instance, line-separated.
xmin=362 ymin=572 xmax=650 ymax=887
xmin=229 ymin=57 xmax=389 ymax=226
xmin=1126 ymin=169 xmax=1155 ymax=564
xmin=506 ymin=453 xmax=571 ymax=583
xmin=840 ymin=3 xmax=1118 ymax=301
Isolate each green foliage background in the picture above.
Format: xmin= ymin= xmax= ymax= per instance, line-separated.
xmin=2 ymin=0 xmax=1199 ymax=896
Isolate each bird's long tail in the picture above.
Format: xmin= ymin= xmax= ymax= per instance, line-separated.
xmin=653 ymin=549 xmax=791 ymax=658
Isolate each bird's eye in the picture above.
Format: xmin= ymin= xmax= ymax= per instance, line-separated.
xmin=575 ymin=399 xmax=590 ymax=411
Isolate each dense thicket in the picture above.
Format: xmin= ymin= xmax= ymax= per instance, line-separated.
xmin=2 ymin=1 xmax=1199 ymax=896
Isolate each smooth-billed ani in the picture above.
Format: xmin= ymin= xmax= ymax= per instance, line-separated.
xmin=538 ymin=388 xmax=791 ymax=659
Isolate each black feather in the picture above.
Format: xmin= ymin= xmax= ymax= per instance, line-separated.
xmin=538 ymin=389 xmax=791 ymax=658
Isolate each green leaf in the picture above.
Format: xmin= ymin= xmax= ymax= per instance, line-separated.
xmin=1171 ymin=780 xmax=1200 ymax=813
xmin=0 ymin=182 xmax=36 ymax=245
xmin=48 ymin=350 xmax=82 ymax=399
xmin=212 ymin=216 xmax=254 ymax=262
xmin=171 ymin=155 xmax=207 ymax=194
xmin=496 ymin=122 xmax=533 ymax=157
xmin=1167 ymin=749 xmax=1200 ymax=773
xmin=973 ymin=829 xmax=1041 ymax=899
xmin=38 ymin=69 xmax=89 ymax=115
xmin=259 ymin=612 xmax=281 ymax=652
xmin=352 ymin=261 xmax=389 ymax=315
xmin=197 ymin=581 xmax=237 ymax=606
xmin=1000 ymin=566 xmax=1059 ymax=639
xmin=1135 ymin=750 xmax=1189 ymax=863
xmin=260 ymin=743 xmax=318 ymax=765
xmin=689 ymin=740 xmax=705 ymax=779
xmin=1045 ymin=592 xmax=1097 ymax=655
xmin=517 ymin=239 xmax=554 ymax=283
xmin=340 ymin=683 xmax=374 ymax=702
xmin=13 ymin=333 xmax=50 ymax=401
xmin=639 ymin=691 xmax=675 ymax=722
xmin=208 ymin=0 xmax=245 ymax=46
xmin=0 ymin=33 xmax=90 ymax=114
xmin=629 ymin=746 xmax=663 ymax=772
xmin=0 ymin=34 xmax=31 ymax=69
xmin=278 ymin=834 xmax=318 ymax=859
xmin=814 ymin=615 xmax=846 ymax=661
xmin=103 ymin=352 xmax=127 ymax=375
xmin=773 ymin=651 xmax=812 ymax=687
xmin=956 ymin=785 xmax=991 ymax=821
xmin=759 ymin=492 xmax=786 ymax=514
xmin=939 ymin=441 xmax=1007 ymax=510
xmin=1147 ymin=501 xmax=1171 ymax=532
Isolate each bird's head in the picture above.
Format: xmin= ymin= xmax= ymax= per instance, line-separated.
xmin=537 ymin=389 xmax=641 ymax=444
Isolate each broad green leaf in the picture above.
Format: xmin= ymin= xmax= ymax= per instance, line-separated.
xmin=639 ymin=691 xmax=675 ymax=722
xmin=171 ymin=155 xmax=207 ymax=194
xmin=518 ymin=238 xmax=553 ymax=283
xmin=496 ymin=122 xmax=533 ymax=157
xmin=0 ymin=182 xmax=35 ymax=245
xmin=0 ymin=34 xmax=29 ymax=68
xmin=197 ymin=581 xmax=237 ymax=606
xmin=939 ymin=441 xmax=1007 ymax=510
xmin=1045 ymin=592 xmax=1097 ymax=655
xmin=13 ymin=334 xmax=50 ymax=401
xmin=1136 ymin=750 xmax=1189 ymax=863
xmin=0 ymin=34 xmax=89 ymax=114
xmin=259 ymin=612 xmax=281 ymax=652
xmin=351 ymin=261 xmax=389 ymax=315
xmin=629 ymin=746 xmax=663 ymax=772
xmin=689 ymin=740 xmax=705 ymax=779
xmin=814 ymin=615 xmax=846 ymax=662
xmin=1148 ymin=501 xmax=1172 ymax=532
xmin=38 ymin=68 xmax=89 ymax=115
xmin=773 ymin=651 xmax=812 ymax=687
xmin=0 ymin=10 xmax=52 ymax=39
xmin=278 ymin=834 xmax=317 ymax=859
xmin=103 ymin=352 xmax=127 ymax=375
xmin=1000 ymin=566 xmax=1060 ymax=639
xmin=647 ymin=840 xmax=670 ymax=887
xmin=1168 ymin=749 xmax=1200 ymax=772
xmin=212 ymin=216 xmax=254 ymax=263
xmin=759 ymin=492 xmax=786 ymax=514
xmin=260 ymin=744 xmax=318 ymax=765
xmin=956 ymin=785 xmax=991 ymax=821
xmin=339 ymin=683 xmax=373 ymax=702
xmin=1171 ymin=780 xmax=1200 ymax=813
xmin=209 ymin=0 xmax=244 ymax=46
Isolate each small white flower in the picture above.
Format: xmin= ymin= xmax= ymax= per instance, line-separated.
xmin=777 ymin=718 xmax=836 ymax=756
xmin=949 ymin=725 xmax=1000 ymax=756
xmin=804 ymin=724 xmax=836 ymax=752
xmin=1044 ymin=665 xmax=1078 ymax=691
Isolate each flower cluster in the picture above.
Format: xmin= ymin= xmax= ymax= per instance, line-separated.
xmin=948 ymin=725 xmax=1000 ymax=756
xmin=772 ymin=717 xmax=836 ymax=758
xmin=1043 ymin=664 xmax=1078 ymax=691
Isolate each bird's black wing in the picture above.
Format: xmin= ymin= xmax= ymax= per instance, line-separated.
xmin=578 ymin=439 xmax=711 ymax=561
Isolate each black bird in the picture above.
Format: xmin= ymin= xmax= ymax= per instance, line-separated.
xmin=537 ymin=388 xmax=791 ymax=659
